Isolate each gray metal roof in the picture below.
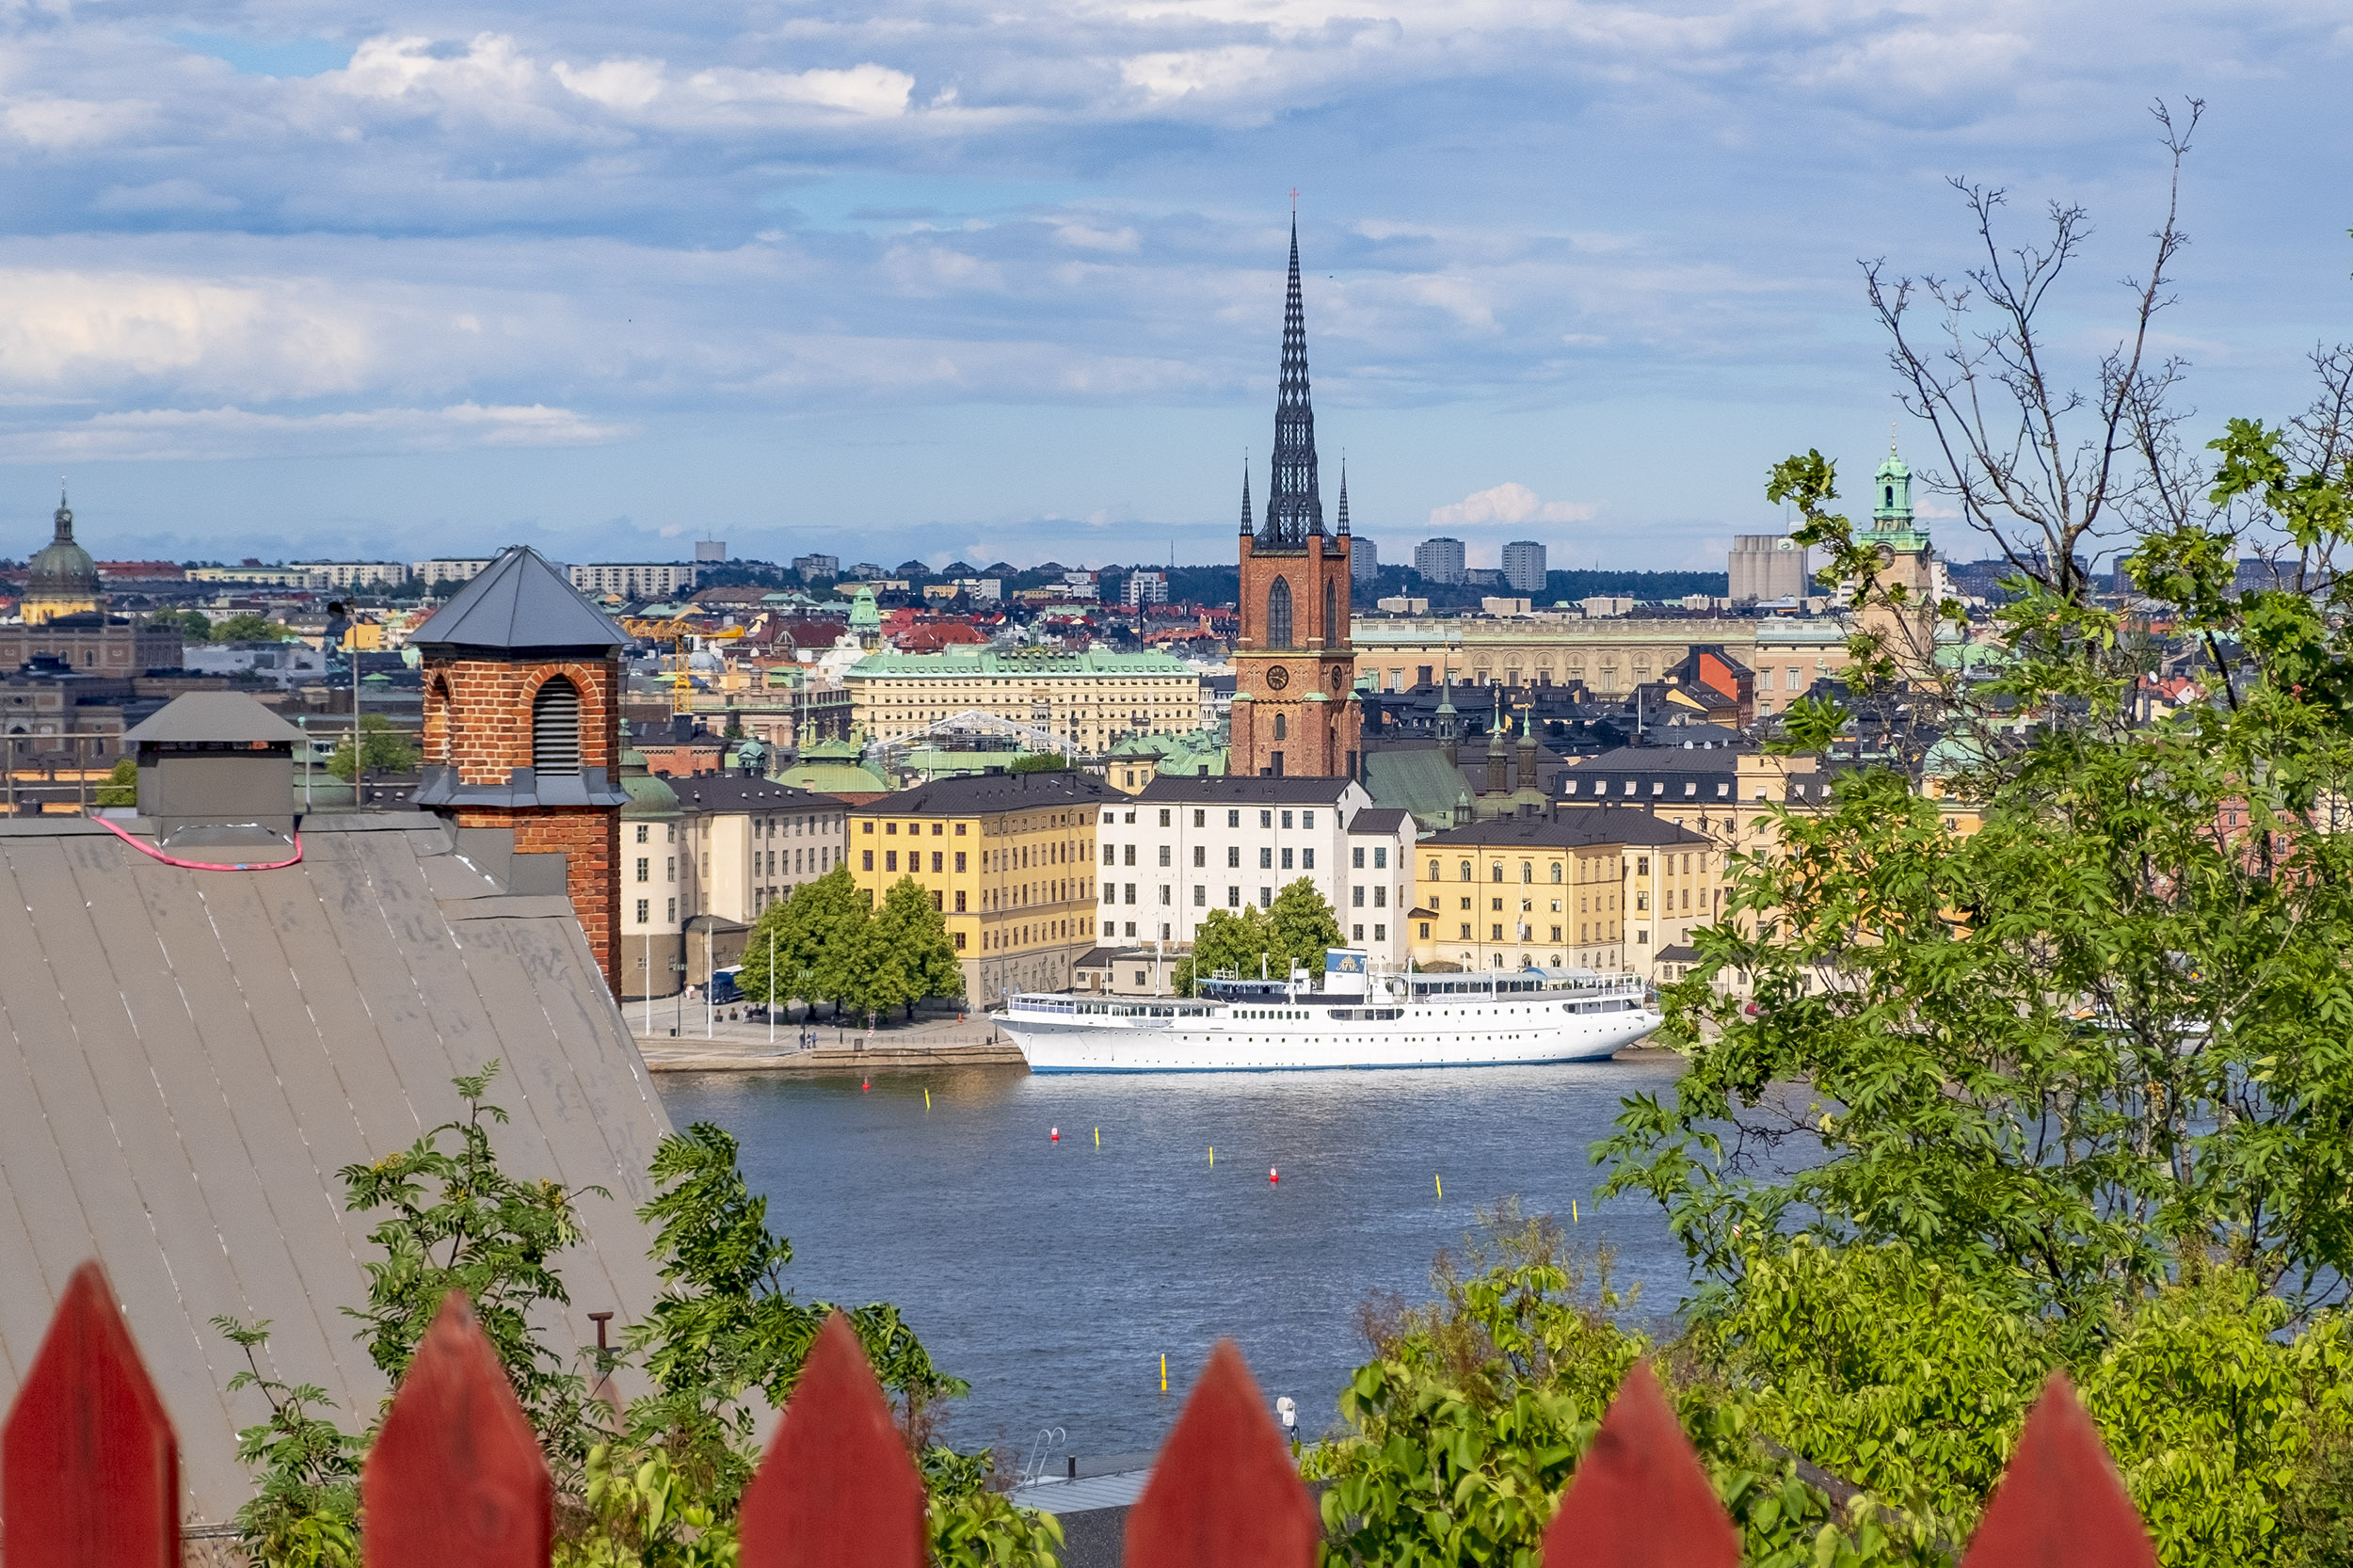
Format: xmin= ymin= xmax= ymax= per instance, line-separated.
xmin=408 ymin=545 xmax=630 ymax=651
xmin=0 ymin=812 xmax=673 ymax=1524
xmin=121 ymin=691 xmax=307 ymax=745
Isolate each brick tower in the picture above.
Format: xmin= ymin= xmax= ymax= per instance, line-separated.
xmin=1232 ymin=216 xmax=1360 ymax=779
xmin=410 ymin=546 xmax=631 ymax=993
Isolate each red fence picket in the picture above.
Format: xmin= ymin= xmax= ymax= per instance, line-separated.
xmin=1959 ymin=1372 xmax=2155 ymax=1568
xmin=0 ymin=1261 xmax=2179 ymax=1568
xmin=360 ymin=1292 xmax=552 ymax=1568
xmin=1541 ymin=1360 xmax=1738 ymax=1568
xmin=0 ymin=1261 xmax=180 ymax=1568
xmin=738 ymin=1311 xmax=926 ymax=1568
xmin=1123 ymin=1338 xmax=1318 ymax=1568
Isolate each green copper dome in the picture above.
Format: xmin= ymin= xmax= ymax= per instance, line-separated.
xmin=27 ymin=488 xmax=98 ymax=599
xmin=618 ymin=749 xmax=681 ymax=819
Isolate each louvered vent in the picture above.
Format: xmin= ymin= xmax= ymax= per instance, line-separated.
xmin=532 ymin=677 xmax=582 ymax=776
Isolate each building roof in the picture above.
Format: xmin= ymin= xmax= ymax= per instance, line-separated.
xmin=1345 ymin=807 xmax=1416 ymax=835
xmin=855 ymin=769 xmax=1117 ymax=817
xmin=408 ymin=545 xmax=630 ymax=652
xmin=0 ymin=812 xmax=672 ymax=1525
xmin=26 ymin=489 xmax=100 ymax=600
xmin=846 ymin=649 xmax=1195 ymax=678
xmin=120 ymin=690 xmax=306 ymax=746
xmin=1361 ymin=743 xmax=1477 ymax=827
xmin=1419 ymin=812 xmax=1712 ymax=851
xmin=1135 ymin=775 xmax=1354 ymax=806
xmin=670 ymin=776 xmax=840 ymax=814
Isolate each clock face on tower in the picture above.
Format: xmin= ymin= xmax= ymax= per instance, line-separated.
xmin=1265 ymin=665 xmax=1290 ymax=691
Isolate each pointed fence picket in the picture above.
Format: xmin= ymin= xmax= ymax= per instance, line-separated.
xmin=0 ymin=1261 xmax=2166 ymax=1568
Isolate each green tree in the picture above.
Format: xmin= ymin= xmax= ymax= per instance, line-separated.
xmin=1007 ymin=751 xmax=1068 ymax=773
xmin=1267 ymin=876 xmax=1344 ymax=975
xmin=326 ymin=714 xmax=420 ymax=780
xmin=94 ymin=757 xmax=137 ymax=807
xmin=166 ymin=608 xmax=214 ymax=642
xmin=733 ymin=865 xmax=868 ymax=1010
xmin=1173 ymin=883 xmax=1340 ymax=994
xmin=214 ymin=611 xmax=298 ymax=642
xmin=1175 ymin=904 xmax=1271 ymax=993
xmin=871 ymin=873 xmax=964 ymax=1018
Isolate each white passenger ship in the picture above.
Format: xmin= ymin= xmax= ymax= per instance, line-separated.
xmin=997 ymin=951 xmax=1661 ymax=1073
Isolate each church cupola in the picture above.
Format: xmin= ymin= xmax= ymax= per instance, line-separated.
xmin=1872 ymin=439 xmax=1914 ymax=531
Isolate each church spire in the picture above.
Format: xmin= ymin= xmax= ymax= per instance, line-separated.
xmin=1258 ymin=214 xmax=1323 ymax=547
xmin=1239 ymin=457 xmax=1252 ymax=536
xmin=1336 ymin=456 xmax=1351 ymax=536
xmin=54 ymin=479 xmax=73 ymax=543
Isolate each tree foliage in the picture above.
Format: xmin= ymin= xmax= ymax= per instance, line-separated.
xmin=1176 ymin=879 xmax=1341 ymax=993
xmin=326 ymin=714 xmax=420 ymax=780
xmin=728 ymin=864 xmax=968 ymax=1021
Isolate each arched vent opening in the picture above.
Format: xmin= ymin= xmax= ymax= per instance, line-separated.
xmin=1267 ymin=577 xmax=1292 ymax=649
xmin=532 ymin=677 xmax=583 ymax=776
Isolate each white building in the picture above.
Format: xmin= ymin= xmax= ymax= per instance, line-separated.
xmin=1094 ymin=777 xmax=1418 ymax=968
xmin=294 ymin=562 xmax=410 ymax=590
xmin=695 ymin=540 xmax=728 ymax=562
xmin=956 ymin=577 xmax=1003 ymax=602
xmin=568 ymin=562 xmax=702 ymax=599
xmin=1351 ymin=537 xmax=1379 ymax=584
xmin=1125 ymin=571 xmax=1168 ymax=608
xmin=1414 ymin=537 xmax=1466 ymax=585
xmin=1500 ymin=540 xmax=1547 ymax=595
xmin=412 ymin=559 xmax=498 ymax=587
xmin=793 ymin=554 xmax=840 ymax=580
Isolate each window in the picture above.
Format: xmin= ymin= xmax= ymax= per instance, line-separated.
xmin=1273 ymin=713 xmax=1287 ymax=740
xmin=1374 ymin=847 xmax=1387 ymax=870
xmin=1373 ymin=887 xmax=1385 ymax=907
xmin=1193 ymin=809 xmax=1206 ymax=827
xmin=886 ymin=822 xmax=897 ymax=835
xmin=1637 ymin=856 xmax=1650 ymax=875
xmin=886 ymin=851 xmax=897 ymax=872
xmin=955 ymin=852 xmax=967 ymax=872
xmin=1259 ymin=847 xmax=1273 ymax=869
xmin=862 ymin=821 xmax=873 ymax=834
xmin=1159 ymin=886 xmax=1172 ymax=904
xmin=666 ymin=897 xmax=676 ymax=921
xmin=1429 ymin=858 xmax=1440 ymax=881
xmin=1353 ymin=847 xmax=1365 ymax=869
xmin=530 ymin=677 xmax=581 ymax=776
xmin=1124 ymin=884 xmax=1137 ymax=904
xmin=1260 ymin=810 xmax=1273 ymax=828
xmin=1460 ymin=860 xmax=1474 ymax=882
xmin=1301 ymin=811 xmax=1314 ymax=828
xmin=862 ymin=850 xmax=873 ymax=870
xmin=1259 ymin=888 xmax=1273 ymax=908
xmin=1227 ymin=845 xmax=1241 ymax=868
xmin=635 ymin=824 xmax=648 ymax=844
xmin=932 ymin=852 xmax=944 ymax=872
xmin=1103 ymin=844 xmax=1114 ymax=864
xmin=1280 ymin=848 xmax=1293 ymax=870
xmin=635 ymin=857 xmax=649 ymax=883
xmin=1521 ymin=862 xmax=1533 ymax=884
xmin=1373 ymin=923 xmax=1385 ymax=942
xmin=955 ymin=890 xmax=967 ymax=912
xmin=1228 ymin=887 xmax=1241 ymax=906
xmin=1267 ymin=576 xmax=1293 ymax=648
xmin=932 ymin=891 xmax=944 ymax=911
xmin=1158 ymin=845 xmax=1171 ymax=867
xmin=1460 ymin=922 xmax=1472 ymax=939
xmin=1352 ymin=923 xmax=1364 ymax=941
xmin=1159 ymin=808 xmax=1171 ymax=827
xmin=635 ymin=899 xmax=648 ymax=922
xmin=1280 ymin=810 xmax=1293 ymax=829
xmin=1123 ymin=845 xmax=1135 ymax=866
xmin=1491 ymin=923 xmax=1504 ymax=941
xmin=1323 ymin=577 xmax=1337 ymax=647
xmin=1193 ymin=885 xmax=1206 ymax=905
xmin=1637 ymin=892 xmax=1649 ymax=910
xmin=1102 ymin=882 xmax=1115 ymax=902
xmin=955 ymin=823 xmax=967 ymax=835
xmin=1492 ymin=862 xmax=1505 ymax=883
xmin=667 ymin=856 xmax=676 ymax=880
xmin=1193 ymin=845 xmax=1206 ymax=867
xmin=1302 ymin=848 xmax=1315 ymax=869
xmin=953 ymin=932 xmax=967 ymax=951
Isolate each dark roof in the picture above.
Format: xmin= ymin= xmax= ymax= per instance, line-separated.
xmin=1345 ymin=807 xmax=1415 ymax=835
xmin=1137 ymin=775 xmax=1353 ymax=806
xmin=408 ymin=546 xmax=629 ymax=652
xmin=121 ymin=691 xmax=305 ymax=745
xmin=671 ymin=777 xmax=840 ymax=814
xmin=1656 ymin=944 xmax=1702 ymax=963
xmin=1419 ymin=812 xmax=1711 ymax=851
xmin=854 ymin=769 xmax=1117 ymax=817
xmin=0 ymin=812 xmax=671 ymax=1523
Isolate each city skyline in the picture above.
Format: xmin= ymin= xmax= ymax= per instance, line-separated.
xmin=2 ymin=1 xmax=2346 ymax=572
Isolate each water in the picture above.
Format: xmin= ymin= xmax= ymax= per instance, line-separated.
xmin=657 ymin=1059 xmax=1694 ymax=1458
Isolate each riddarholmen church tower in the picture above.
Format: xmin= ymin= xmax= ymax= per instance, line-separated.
xmin=1232 ymin=216 xmax=1360 ymax=779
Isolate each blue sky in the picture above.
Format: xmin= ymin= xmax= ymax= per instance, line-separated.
xmin=1 ymin=0 xmax=2348 ymax=572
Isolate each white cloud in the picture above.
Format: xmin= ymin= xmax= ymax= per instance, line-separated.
xmin=1429 ymin=482 xmax=1600 ymax=530
xmin=91 ymin=180 xmax=241 ymax=214
xmin=0 ymin=403 xmax=632 ymax=461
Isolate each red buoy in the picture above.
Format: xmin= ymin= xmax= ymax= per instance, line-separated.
xmin=861 ymin=1079 xmax=870 ymax=1092
xmin=1050 ymin=1126 xmax=1060 ymax=1142
xmin=1270 ymin=1167 xmax=1279 ymax=1185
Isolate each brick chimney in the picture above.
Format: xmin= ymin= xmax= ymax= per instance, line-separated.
xmin=409 ymin=547 xmax=631 ymax=993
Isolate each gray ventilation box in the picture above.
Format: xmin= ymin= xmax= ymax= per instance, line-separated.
xmin=120 ymin=692 xmax=306 ymax=852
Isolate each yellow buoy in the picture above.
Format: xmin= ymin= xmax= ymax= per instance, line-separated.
xmin=1095 ymin=1127 xmax=1100 ymax=1149
xmin=1160 ymin=1353 xmax=1168 ymax=1393
xmin=1572 ymin=1199 xmax=1579 ymax=1223
xmin=1209 ymin=1145 xmax=1214 ymax=1167
xmin=1435 ymin=1174 xmax=1443 ymax=1201
xmin=923 ymin=1088 xmax=932 ymax=1111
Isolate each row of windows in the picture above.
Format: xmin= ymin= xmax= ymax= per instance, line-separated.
xmin=633 ymin=897 xmax=677 ymax=923
xmin=1101 ymin=808 xmax=1329 ymax=830
xmin=752 ymin=847 xmax=835 ymax=876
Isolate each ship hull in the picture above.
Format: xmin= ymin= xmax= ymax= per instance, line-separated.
xmin=998 ymin=996 xmax=1661 ymax=1074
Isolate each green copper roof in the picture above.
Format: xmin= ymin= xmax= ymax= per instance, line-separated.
xmin=847 ymin=649 xmax=1194 ymax=678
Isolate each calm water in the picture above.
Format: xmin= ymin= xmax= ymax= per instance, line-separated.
xmin=657 ymin=1060 xmax=1693 ymax=1458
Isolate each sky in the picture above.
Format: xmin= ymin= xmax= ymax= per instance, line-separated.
xmin=1 ymin=1 xmax=2349 ymax=574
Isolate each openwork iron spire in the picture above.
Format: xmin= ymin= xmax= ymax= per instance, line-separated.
xmin=1336 ymin=456 xmax=1351 ymax=536
xmin=1258 ymin=216 xmax=1323 ymax=548
xmin=1239 ymin=459 xmax=1252 ymax=535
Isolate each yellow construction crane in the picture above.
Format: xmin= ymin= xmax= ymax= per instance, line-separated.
xmin=622 ymin=616 xmax=699 ymax=714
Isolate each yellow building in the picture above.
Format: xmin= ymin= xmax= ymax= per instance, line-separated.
xmin=1351 ymin=611 xmax=1852 ymax=697
xmin=1408 ymin=813 xmax=1711 ymax=978
xmin=845 ymin=648 xmax=1204 ymax=754
xmin=848 ymin=769 xmax=1118 ymax=1004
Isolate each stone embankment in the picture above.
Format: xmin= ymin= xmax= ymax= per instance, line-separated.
xmin=635 ymin=1007 xmax=1026 ymax=1073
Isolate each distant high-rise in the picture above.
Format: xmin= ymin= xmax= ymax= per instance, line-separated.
xmin=695 ymin=540 xmax=728 ymax=562
xmin=1351 ymin=536 xmax=1378 ymax=584
xmin=1729 ymin=536 xmax=1808 ymax=603
xmin=1415 ymin=536 xmax=1466 ymax=585
xmin=1500 ymin=540 xmax=1546 ymax=595
xmin=792 ymin=553 xmax=839 ymax=580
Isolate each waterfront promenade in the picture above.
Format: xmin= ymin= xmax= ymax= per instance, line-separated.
xmin=634 ymin=1004 xmax=1026 ymax=1072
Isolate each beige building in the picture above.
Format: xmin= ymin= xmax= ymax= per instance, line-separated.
xmin=673 ymin=775 xmax=850 ymax=924
xmin=1409 ymin=813 xmax=1710 ymax=979
xmin=849 ymin=769 xmax=1117 ymax=1005
xmin=1351 ymin=614 xmax=1849 ymax=697
xmin=845 ymin=648 xmax=1204 ymax=754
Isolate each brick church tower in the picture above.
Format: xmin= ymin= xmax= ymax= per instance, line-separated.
xmin=1232 ymin=216 xmax=1360 ymax=779
xmin=410 ymin=546 xmax=631 ymax=993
